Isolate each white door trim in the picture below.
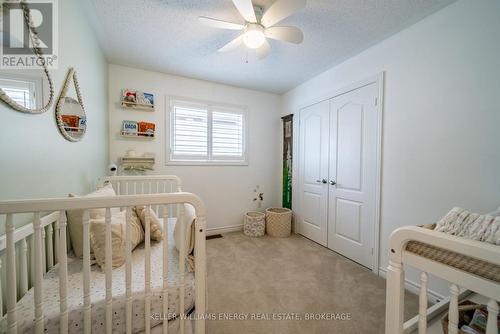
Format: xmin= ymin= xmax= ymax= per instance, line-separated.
xmin=293 ymin=73 xmax=384 ymax=275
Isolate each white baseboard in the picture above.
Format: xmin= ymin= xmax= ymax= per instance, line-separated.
xmin=378 ymin=267 xmax=444 ymax=304
xmin=206 ymin=224 xmax=243 ymax=236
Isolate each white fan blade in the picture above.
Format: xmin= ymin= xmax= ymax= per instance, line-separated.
xmin=256 ymin=40 xmax=271 ymax=59
xmin=261 ymin=0 xmax=306 ymax=27
xmin=218 ymin=35 xmax=244 ymax=52
xmin=232 ymin=0 xmax=257 ymax=23
xmin=198 ymin=16 xmax=244 ymax=30
xmin=265 ymin=26 xmax=303 ymax=44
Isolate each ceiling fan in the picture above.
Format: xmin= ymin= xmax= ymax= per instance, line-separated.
xmin=199 ymin=0 xmax=306 ymax=59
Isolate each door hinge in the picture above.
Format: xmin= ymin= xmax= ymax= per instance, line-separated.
xmin=371 ymin=248 xmax=374 ymax=255
xmin=374 ymin=98 xmax=378 ymax=106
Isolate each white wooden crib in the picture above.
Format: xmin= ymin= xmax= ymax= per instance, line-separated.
xmin=385 ymin=226 xmax=500 ymax=334
xmin=0 ymin=175 xmax=206 ymax=334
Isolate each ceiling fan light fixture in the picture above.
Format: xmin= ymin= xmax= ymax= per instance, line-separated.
xmin=200 ymin=0 xmax=306 ymax=59
xmin=243 ymin=24 xmax=266 ymax=49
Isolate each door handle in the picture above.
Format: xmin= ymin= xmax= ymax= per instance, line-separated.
xmin=316 ymin=179 xmax=327 ymax=184
xmin=330 ymin=180 xmax=337 ymax=186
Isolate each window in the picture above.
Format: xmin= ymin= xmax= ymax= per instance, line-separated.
xmin=169 ymin=99 xmax=247 ymax=165
xmin=0 ymin=74 xmax=42 ymax=109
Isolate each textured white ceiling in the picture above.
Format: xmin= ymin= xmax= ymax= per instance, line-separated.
xmin=83 ymin=0 xmax=455 ymax=94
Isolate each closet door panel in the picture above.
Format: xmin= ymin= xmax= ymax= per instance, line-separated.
xmin=328 ymin=83 xmax=378 ymax=269
xmin=303 ymin=114 xmax=323 ymax=183
xmin=298 ymin=100 xmax=330 ymax=246
xmin=337 ymin=104 xmax=363 ymax=191
xmin=335 ymin=198 xmax=362 ymax=243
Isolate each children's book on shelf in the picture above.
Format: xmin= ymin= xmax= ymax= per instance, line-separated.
xmin=122 ymin=89 xmax=137 ymax=103
xmin=62 ymin=115 xmax=86 ymax=132
xmin=143 ymin=93 xmax=154 ymax=105
xmin=121 ymin=89 xmax=154 ymax=109
xmin=136 ymin=92 xmax=154 ymax=107
xmin=138 ymin=121 xmax=155 ymax=137
xmin=122 ymin=120 xmax=138 ymax=134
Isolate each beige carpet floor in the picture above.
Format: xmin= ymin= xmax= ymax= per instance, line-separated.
xmin=206 ymin=232 xmax=419 ymax=334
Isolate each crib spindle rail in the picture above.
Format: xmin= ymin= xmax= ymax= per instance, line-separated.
xmin=178 ymin=203 xmax=186 ymax=334
xmin=0 ymin=211 xmax=63 ymax=317
xmin=385 ymin=226 xmax=500 ymax=334
xmin=105 ymin=207 xmax=113 ymax=334
xmin=0 ymin=259 xmax=3 ymax=320
xmin=58 ymin=210 xmax=69 ymax=334
xmin=33 ymin=212 xmax=44 ymax=334
xmin=47 ymin=224 xmax=54 ymax=270
xmin=0 ymin=190 xmax=206 ymax=334
xmin=486 ymin=299 xmax=499 ymax=334
xmin=418 ymin=272 xmax=428 ymax=334
xmin=6 ymin=213 xmax=17 ymax=333
xmin=97 ymin=175 xmax=182 ymax=216
xmin=125 ymin=206 xmax=133 ymax=334
xmin=145 ymin=205 xmax=152 ymax=333
xmin=162 ymin=205 xmax=169 ymax=334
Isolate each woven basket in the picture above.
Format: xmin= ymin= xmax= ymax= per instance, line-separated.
xmin=244 ymin=211 xmax=266 ymax=237
xmin=265 ymin=208 xmax=292 ymax=237
xmin=441 ymin=301 xmax=486 ymax=334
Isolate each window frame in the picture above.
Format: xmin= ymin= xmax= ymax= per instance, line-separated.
xmin=0 ymin=72 xmax=44 ymax=109
xmin=166 ymin=96 xmax=249 ymax=166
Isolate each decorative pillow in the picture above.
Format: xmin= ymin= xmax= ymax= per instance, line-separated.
xmin=135 ymin=206 xmax=163 ymax=241
xmin=90 ymin=209 xmax=144 ymax=269
xmin=173 ymin=204 xmax=197 ymax=271
xmin=174 ymin=203 xmax=196 ymax=268
xmin=66 ymin=184 xmax=120 ymax=258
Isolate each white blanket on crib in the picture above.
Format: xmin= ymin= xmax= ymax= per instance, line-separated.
xmin=435 ymin=207 xmax=500 ymax=245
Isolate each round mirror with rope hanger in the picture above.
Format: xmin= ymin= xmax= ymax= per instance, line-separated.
xmin=55 ymin=67 xmax=87 ymax=142
xmin=0 ymin=0 xmax=54 ymax=114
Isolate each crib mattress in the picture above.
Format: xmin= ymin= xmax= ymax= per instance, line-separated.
xmin=0 ymin=219 xmax=195 ymax=334
xmin=406 ymin=240 xmax=500 ymax=283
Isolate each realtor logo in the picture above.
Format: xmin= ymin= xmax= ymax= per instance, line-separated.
xmin=1 ymin=0 xmax=58 ymax=69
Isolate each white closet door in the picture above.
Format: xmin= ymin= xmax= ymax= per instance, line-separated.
xmin=298 ymin=100 xmax=330 ymax=246
xmin=328 ymin=83 xmax=378 ymax=268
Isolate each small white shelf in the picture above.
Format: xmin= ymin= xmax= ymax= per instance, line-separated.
xmin=121 ymin=101 xmax=155 ymax=111
xmin=120 ymin=131 xmax=155 ymax=140
xmin=64 ymin=127 xmax=85 ymax=133
xmin=120 ymin=156 xmax=155 ymax=171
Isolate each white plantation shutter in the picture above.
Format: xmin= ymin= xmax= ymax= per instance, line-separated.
xmin=0 ymin=78 xmax=36 ymax=108
xmin=2 ymin=87 xmax=31 ymax=107
xmin=212 ymin=111 xmax=244 ymax=157
xmin=170 ymin=99 xmax=247 ymax=164
xmin=172 ymin=105 xmax=208 ymax=158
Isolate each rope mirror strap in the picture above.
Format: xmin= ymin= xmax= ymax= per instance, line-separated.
xmin=0 ymin=0 xmax=54 ymax=114
xmin=55 ymin=68 xmax=87 ymax=142
xmin=72 ymin=71 xmax=85 ymax=115
xmin=69 ymin=69 xmax=86 ymax=140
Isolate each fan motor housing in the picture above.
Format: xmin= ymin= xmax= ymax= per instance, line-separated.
xmin=253 ymin=5 xmax=264 ymax=22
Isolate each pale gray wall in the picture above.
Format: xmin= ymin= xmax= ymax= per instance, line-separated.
xmin=0 ymin=0 xmax=108 ymax=219
xmin=0 ymin=0 xmax=108 ymax=311
xmin=282 ymin=0 xmax=500 ymax=296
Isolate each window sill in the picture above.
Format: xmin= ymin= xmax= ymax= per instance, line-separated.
xmin=165 ymin=160 xmax=248 ymax=166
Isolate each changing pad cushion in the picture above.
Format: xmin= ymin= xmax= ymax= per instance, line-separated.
xmin=0 ymin=219 xmax=195 ymax=334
